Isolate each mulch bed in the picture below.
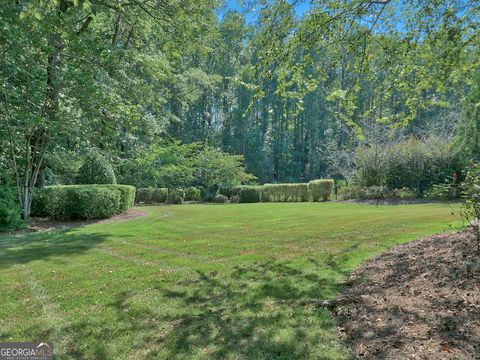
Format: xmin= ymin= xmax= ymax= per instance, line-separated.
xmin=11 ymin=208 xmax=148 ymax=234
xmin=336 ymin=231 xmax=480 ymax=359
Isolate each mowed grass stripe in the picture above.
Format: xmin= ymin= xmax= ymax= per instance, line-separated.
xmin=0 ymin=202 xmax=460 ymax=359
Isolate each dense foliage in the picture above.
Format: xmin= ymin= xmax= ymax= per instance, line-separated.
xmin=166 ymin=188 xmax=185 ymax=205
xmin=76 ymin=152 xmax=117 ymax=185
xmin=263 ymin=183 xmax=310 ymax=202
xmin=339 ymin=186 xmax=416 ymax=201
xmin=238 ymin=186 xmax=264 ymax=203
xmin=121 ymin=141 xmax=254 ymax=191
xmin=308 ymin=180 xmax=335 ymax=202
xmin=1 ymin=0 xmax=479 ymax=219
xmin=184 ymin=187 xmax=202 ymax=202
xmin=32 ymin=185 xmax=135 ymax=220
xmin=0 ymin=171 xmax=24 ymax=232
xmin=354 ymin=137 xmax=458 ymax=195
xmin=135 ymin=188 xmax=168 ymax=204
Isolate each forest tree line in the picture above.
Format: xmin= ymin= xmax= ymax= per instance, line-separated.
xmin=1 ymin=0 xmax=479 ymax=219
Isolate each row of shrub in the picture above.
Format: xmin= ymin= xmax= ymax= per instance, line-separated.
xmin=136 ymin=179 xmax=334 ymax=204
xmin=221 ymin=179 xmax=334 ymax=203
xmin=31 ymin=184 xmax=136 ymax=220
xmin=338 ymin=186 xmax=416 ymax=200
xmin=135 ymin=186 xmax=202 ymax=204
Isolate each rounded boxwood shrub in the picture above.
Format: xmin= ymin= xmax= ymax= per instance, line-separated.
xmin=184 ymin=187 xmax=201 ymax=201
xmin=166 ymin=188 xmax=184 ymax=204
xmin=213 ymin=194 xmax=228 ymax=203
xmin=31 ymin=185 xmax=132 ymax=220
xmin=76 ymin=152 xmax=117 ymax=185
xmin=135 ymin=188 xmax=168 ymax=204
xmin=308 ymin=179 xmax=334 ymax=202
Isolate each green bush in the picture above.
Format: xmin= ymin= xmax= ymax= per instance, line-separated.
xmin=76 ymin=152 xmax=117 ymax=185
xmin=230 ymin=195 xmax=240 ymax=203
xmin=184 ymin=187 xmax=201 ymax=201
xmin=308 ymin=179 xmax=334 ymax=201
xmin=166 ymin=188 xmax=184 ymax=204
xmin=66 ymin=187 xmax=120 ymax=220
xmin=457 ymin=162 xmax=480 ymax=249
xmin=237 ymin=186 xmax=263 ymax=203
xmin=30 ymin=188 xmax=49 ymax=217
xmin=135 ymin=188 xmax=168 ymax=204
xmin=31 ymin=185 xmax=132 ymax=220
xmin=391 ymin=187 xmax=416 ymax=200
xmin=33 ymin=186 xmax=70 ymax=219
xmin=354 ymin=136 xmax=458 ymax=194
xmin=339 ymin=185 xmax=418 ymax=200
xmin=0 ymin=171 xmax=24 ymax=232
xmin=213 ymin=194 xmax=229 ymax=203
xmin=364 ymin=186 xmax=389 ymax=200
xmin=218 ymin=187 xmax=241 ymax=198
xmin=338 ymin=185 xmax=365 ymax=200
xmin=103 ymin=185 xmax=135 ymax=211
xmin=262 ymin=183 xmax=309 ymax=202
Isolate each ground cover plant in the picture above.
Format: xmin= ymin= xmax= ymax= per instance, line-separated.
xmin=0 ymin=202 xmax=459 ymax=359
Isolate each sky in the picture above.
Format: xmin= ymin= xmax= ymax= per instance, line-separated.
xmin=219 ymin=0 xmax=312 ymax=24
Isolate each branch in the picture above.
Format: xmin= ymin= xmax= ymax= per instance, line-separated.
xmin=77 ymin=15 xmax=93 ymax=35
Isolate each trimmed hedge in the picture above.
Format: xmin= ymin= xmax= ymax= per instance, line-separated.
xmin=308 ymin=179 xmax=334 ymax=202
xmin=31 ymin=184 xmax=135 ymax=220
xmin=100 ymin=184 xmax=135 ymax=212
xmin=67 ymin=187 xmax=120 ymax=220
xmin=135 ymin=188 xmax=168 ymax=204
xmin=166 ymin=188 xmax=184 ymax=204
xmin=184 ymin=187 xmax=201 ymax=201
xmin=213 ymin=194 xmax=229 ymax=203
xmin=132 ymin=180 xmax=336 ymax=205
xmin=263 ymin=183 xmax=309 ymax=202
xmin=237 ymin=186 xmax=263 ymax=203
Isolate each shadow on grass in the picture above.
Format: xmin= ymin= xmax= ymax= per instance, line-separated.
xmin=110 ymin=258 xmax=353 ymax=359
xmin=0 ymin=230 xmax=110 ymax=269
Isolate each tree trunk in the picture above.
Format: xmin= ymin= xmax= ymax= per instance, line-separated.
xmin=19 ymin=3 xmax=66 ymax=219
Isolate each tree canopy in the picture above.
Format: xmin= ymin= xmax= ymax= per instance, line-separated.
xmin=1 ymin=0 xmax=479 ymax=217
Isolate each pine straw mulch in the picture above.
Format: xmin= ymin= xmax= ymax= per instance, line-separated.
xmin=336 ymin=230 xmax=480 ymax=360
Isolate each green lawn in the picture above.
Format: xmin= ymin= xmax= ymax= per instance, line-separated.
xmin=0 ymin=202 xmax=460 ymax=359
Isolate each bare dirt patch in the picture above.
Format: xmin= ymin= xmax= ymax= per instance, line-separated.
xmin=337 ymin=231 xmax=480 ymax=359
xmin=14 ymin=208 xmax=148 ymax=234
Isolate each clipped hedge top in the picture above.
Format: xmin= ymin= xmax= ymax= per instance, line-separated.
xmin=263 ymin=183 xmax=309 ymax=187
xmin=308 ymin=179 xmax=334 ymax=184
